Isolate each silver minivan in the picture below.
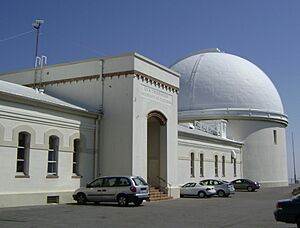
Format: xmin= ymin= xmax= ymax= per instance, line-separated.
xmin=73 ymin=176 xmax=149 ymax=206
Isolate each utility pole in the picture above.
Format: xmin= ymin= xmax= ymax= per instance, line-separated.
xmin=292 ymin=132 xmax=297 ymax=184
xmin=32 ymin=19 xmax=44 ymax=89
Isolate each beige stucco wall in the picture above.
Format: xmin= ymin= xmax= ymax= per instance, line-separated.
xmin=0 ymin=99 xmax=96 ymax=207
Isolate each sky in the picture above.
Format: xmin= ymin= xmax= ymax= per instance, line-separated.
xmin=0 ymin=0 xmax=299 ymax=181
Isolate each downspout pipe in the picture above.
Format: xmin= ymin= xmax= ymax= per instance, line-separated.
xmin=94 ymin=59 xmax=104 ymax=178
xmin=94 ymin=113 xmax=101 ymax=178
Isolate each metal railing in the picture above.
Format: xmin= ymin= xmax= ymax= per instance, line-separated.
xmin=147 ymin=176 xmax=172 ymax=199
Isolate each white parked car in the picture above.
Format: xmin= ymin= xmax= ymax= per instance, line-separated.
xmin=200 ymin=179 xmax=235 ymax=197
xmin=180 ymin=182 xmax=216 ymax=198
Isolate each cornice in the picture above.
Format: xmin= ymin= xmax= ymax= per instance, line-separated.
xmin=179 ymin=109 xmax=288 ymax=126
xmin=24 ymin=70 xmax=179 ymax=93
xmin=178 ymin=138 xmax=241 ymax=151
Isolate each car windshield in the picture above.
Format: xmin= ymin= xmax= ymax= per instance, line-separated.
xmin=133 ymin=177 xmax=147 ymax=186
xmin=293 ymin=194 xmax=300 ymax=200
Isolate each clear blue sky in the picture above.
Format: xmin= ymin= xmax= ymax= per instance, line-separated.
xmin=1 ymin=0 xmax=299 ymax=180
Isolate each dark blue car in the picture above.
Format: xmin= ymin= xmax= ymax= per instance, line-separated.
xmin=274 ymin=194 xmax=300 ymax=227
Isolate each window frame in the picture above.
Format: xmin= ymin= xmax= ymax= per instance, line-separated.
xmin=222 ymin=155 xmax=225 ymax=177
xmin=190 ymin=152 xmax=195 ymax=178
xmin=16 ymin=132 xmax=31 ymax=176
xmin=273 ymin=130 xmax=278 ymax=145
xmin=72 ymin=139 xmax=80 ymax=176
xmin=233 ymin=158 xmax=237 ymax=177
xmin=47 ymin=135 xmax=59 ymax=176
xmin=200 ymin=153 xmax=204 ymax=177
xmin=215 ymin=155 xmax=218 ymax=177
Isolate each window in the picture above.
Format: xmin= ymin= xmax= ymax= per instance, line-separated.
xmin=200 ymin=153 xmax=204 ymax=177
xmin=89 ymin=178 xmax=104 ymax=188
xmin=48 ymin=135 xmax=59 ymax=176
xmin=16 ymin=132 xmax=30 ymax=175
xmin=215 ymin=155 xmax=218 ymax=177
xmin=190 ymin=153 xmax=195 ymax=177
xmin=273 ymin=130 xmax=278 ymax=145
xmin=222 ymin=156 xmax=225 ymax=177
xmin=73 ymin=139 xmax=80 ymax=175
xmin=103 ymin=177 xmax=118 ymax=187
xmin=234 ymin=158 xmax=237 ymax=177
xmin=117 ymin=177 xmax=131 ymax=186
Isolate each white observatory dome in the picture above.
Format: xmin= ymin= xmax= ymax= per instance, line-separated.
xmin=171 ymin=49 xmax=286 ymax=122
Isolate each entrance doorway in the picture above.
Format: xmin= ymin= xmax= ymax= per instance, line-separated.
xmin=147 ymin=111 xmax=167 ymax=188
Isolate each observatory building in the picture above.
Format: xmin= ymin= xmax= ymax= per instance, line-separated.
xmin=0 ymin=49 xmax=288 ymax=207
xmin=171 ymin=49 xmax=288 ymax=187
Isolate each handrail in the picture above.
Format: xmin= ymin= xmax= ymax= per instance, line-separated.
xmin=156 ymin=176 xmax=172 ymax=197
xmin=147 ymin=176 xmax=163 ymax=200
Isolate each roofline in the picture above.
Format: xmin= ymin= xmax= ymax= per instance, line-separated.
xmin=178 ymin=108 xmax=288 ymax=126
xmin=178 ymin=125 xmax=243 ymax=146
xmin=0 ymin=91 xmax=99 ymax=119
xmin=170 ymin=48 xmax=223 ymax=67
xmin=0 ymin=52 xmax=180 ymax=78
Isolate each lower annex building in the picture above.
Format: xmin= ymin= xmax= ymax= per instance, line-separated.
xmin=0 ymin=49 xmax=288 ymax=207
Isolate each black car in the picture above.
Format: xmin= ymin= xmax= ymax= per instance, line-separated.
xmin=230 ymin=179 xmax=260 ymax=192
xmin=274 ymin=194 xmax=300 ymax=227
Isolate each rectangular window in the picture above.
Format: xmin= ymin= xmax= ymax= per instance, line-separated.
xmin=73 ymin=139 xmax=80 ymax=175
xmin=16 ymin=132 xmax=30 ymax=175
xmin=222 ymin=156 xmax=225 ymax=177
xmin=200 ymin=153 xmax=204 ymax=177
xmin=48 ymin=136 xmax=59 ymax=176
xmin=215 ymin=155 xmax=218 ymax=177
xmin=234 ymin=158 xmax=237 ymax=177
xmin=273 ymin=130 xmax=278 ymax=145
xmin=190 ymin=153 xmax=195 ymax=177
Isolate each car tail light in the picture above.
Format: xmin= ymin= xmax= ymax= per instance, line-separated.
xmin=130 ymin=186 xmax=137 ymax=192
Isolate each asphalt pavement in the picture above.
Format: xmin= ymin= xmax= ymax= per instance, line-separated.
xmin=0 ymin=185 xmax=297 ymax=228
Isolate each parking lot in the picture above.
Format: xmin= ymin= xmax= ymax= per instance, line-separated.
xmin=0 ymin=185 xmax=297 ymax=228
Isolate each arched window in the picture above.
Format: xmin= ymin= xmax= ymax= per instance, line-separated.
xmin=48 ymin=135 xmax=59 ymax=176
xmin=215 ymin=155 xmax=218 ymax=177
xmin=190 ymin=152 xmax=195 ymax=177
xmin=16 ymin=132 xmax=31 ymax=175
xmin=73 ymin=139 xmax=80 ymax=175
xmin=222 ymin=156 xmax=225 ymax=177
xmin=200 ymin=153 xmax=204 ymax=177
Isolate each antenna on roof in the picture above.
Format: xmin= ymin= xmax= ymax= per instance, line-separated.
xmin=32 ymin=20 xmax=44 ymax=67
xmin=32 ymin=19 xmax=47 ymax=90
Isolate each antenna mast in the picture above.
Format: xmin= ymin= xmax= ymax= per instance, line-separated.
xmin=32 ymin=19 xmax=44 ymax=89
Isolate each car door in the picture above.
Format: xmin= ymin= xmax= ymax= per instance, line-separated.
xmin=181 ymin=183 xmax=193 ymax=195
xmin=85 ymin=178 xmax=104 ymax=201
xmin=241 ymin=179 xmax=249 ymax=189
xmin=186 ymin=183 xmax=197 ymax=195
xmin=100 ymin=177 xmax=118 ymax=202
xmin=234 ymin=179 xmax=243 ymax=189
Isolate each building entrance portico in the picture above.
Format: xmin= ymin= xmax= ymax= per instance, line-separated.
xmin=147 ymin=111 xmax=167 ymax=188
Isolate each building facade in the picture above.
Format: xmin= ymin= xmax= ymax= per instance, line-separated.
xmin=0 ymin=50 xmax=288 ymax=207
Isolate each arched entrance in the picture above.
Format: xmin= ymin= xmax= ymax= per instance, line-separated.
xmin=147 ymin=111 xmax=167 ymax=188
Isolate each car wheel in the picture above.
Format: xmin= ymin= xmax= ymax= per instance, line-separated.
xmin=247 ymin=186 xmax=253 ymax=192
xmin=117 ymin=195 xmax=129 ymax=207
xmin=217 ymin=190 xmax=225 ymax=197
xmin=198 ymin=191 xmax=206 ymax=198
xmin=134 ymin=199 xmax=143 ymax=206
xmin=76 ymin=193 xmax=87 ymax=205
